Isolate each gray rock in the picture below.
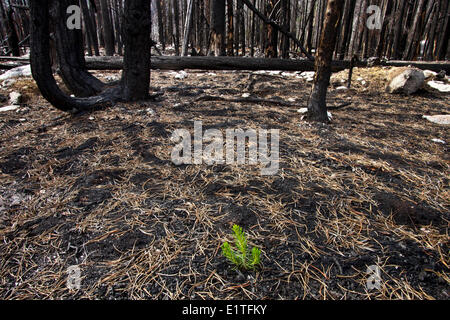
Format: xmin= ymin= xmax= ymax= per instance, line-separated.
xmin=386 ymin=67 xmax=425 ymax=95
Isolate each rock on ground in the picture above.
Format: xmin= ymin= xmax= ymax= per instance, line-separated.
xmin=386 ymin=67 xmax=425 ymax=95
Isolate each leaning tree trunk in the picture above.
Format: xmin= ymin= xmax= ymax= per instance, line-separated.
xmin=52 ymin=0 xmax=105 ymax=97
xmin=120 ymin=0 xmax=151 ymax=101
xmin=307 ymin=0 xmax=345 ymax=122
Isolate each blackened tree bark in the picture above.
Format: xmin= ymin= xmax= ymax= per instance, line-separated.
xmin=211 ymin=0 xmax=226 ymax=56
xmin=99 ymin=0 xmax=115 ymax=56
xmin=307 ymin=0 xmax=345 ymax=122
xmin=30 ymin=0 xmax=118 ymax=113
xmin=226 ymin=0 xmax=234 ymax=56
xmin=30 ymin=0 xmax=151 ymax=112
xmin=281 ymin=0 xmax=290 ymax=59
xmin=155 ymin=0 xmax=165 ymax=51
xmin=182 ymin=0 xmax=194 ymax=56
xmin=238 ymin=0 xmax=245 ymax=56
xmin=0 ymin=2 xmax=20 ymax=56
xmin=173 ymin=0 xmax=181 ymax=56
xmin=121 ymin=0 xmax=151 ymax=101
xmin=80 ymin=0 xmax=100 ymax=56
xmin=403 ymin=0 xmax=425 ymax=60
xmin=51 ymin=0 xmax=105 ymax=97
xmin=265 ymin=0 xmax=278 ymax=58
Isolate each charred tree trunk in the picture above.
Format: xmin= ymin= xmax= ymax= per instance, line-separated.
xmin=182 ymin=0 xmax=194 ymax=56
xmin=51 ymin=0 xmax=105 ymax=97
xmin=121 ymin=0 xmax=151 ymax=101
xmin=30 ymin=0 xmax=118 ymax=113
xmin=80 ymin=0 xmax=100 ymax=56
xmin=0 ymin=2 xmax=20 ymax=56
xmin=155 ymin=0 xmax=165 ymax=51
xmin=226 ymin=0 xmax=234 ymax=56
xmin=307 ymin=0 xmax=345 ymax=122
xmin=173 ymin=0 xmax=181 ymax=56
xmin=265 ymin=0 xmax=278 ymax=58
xmin=210 ymin=0 xmax=226 ymax=56
xmin=99 ymin=0 xmax=115 ymax=56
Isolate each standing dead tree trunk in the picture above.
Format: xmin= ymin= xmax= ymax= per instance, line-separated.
xmin=226 ymin=0 xmax=233 ymax=56
xmin=80 ymin=0 xmax=100 ymax=56
xmin=240 ymin=0 xmax=314 ymax=61
xmin=52 ymin=0 xmax=105 ymax=97
xmin=307 ymin=0 xmax=345 ymax=122
xmin=403 ymin=0 xmax=425 ymax=60
xmin=173 ymin=0 xmax=181 ymax=56
xmin=0 ymin=2 xmax=20 ymax=56
xmin=120 ymin=0 xmax=151 ymax=101
xmin=210 ymin=0 xmax=226 ymax=56
xmin=182 ymin=0 xmax=194 ymax=56
xmin=30 ymin=0 xmax=151 ymax=113
xmin=99 ymin=0 xmax=115 ymax=56
xmin=30 ymin=0 xmax=119 ymax=113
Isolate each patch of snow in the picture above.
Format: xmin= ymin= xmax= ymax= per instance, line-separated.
xmin=174 ymin=71 xmax=188 ymax=80
xmin=300 ymin=71 xmax=315 ymax=78
xmin=9 ymin=92 xmax=22 ymax=105
xmin=281 ymin=72 xmax=296 ymax=77
xmin=0 ymin=105 xmax=20 ymax=113
xmin=427 ymin=80 xmax=450 ymax=93
xmin=0 ymin=65 xmax=32 ymax=81
xmin=146 ymin=108 xmax=156 ymax=116
xmin=335 ymin=86 xmax=348 ymax=91
xmin=431 ymin=138 xmax=445 ymax=144
xmin=1 ymin=79 xmax=17 ymax=88
xmin=242 ymin=93 xmax=251 ymax=98
xmin=423 ymin=70 xmax=437 ymax=79
xmin=423 ymin=115 xmax=450 ymax=125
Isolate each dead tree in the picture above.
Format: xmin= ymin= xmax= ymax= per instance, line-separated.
xmin=30 ymin=0 xmax=151 ymax=113
xmin=210 ymin=0 xmax=226 ymax=56
xmin=307 ymin=0 xmax=345 ymax=122
xmin=51 ymin=0 xmax=105 ymax=97
xmin=99 ymin=0 xmax=115 ymax=56
xmin=121 ymin=0 xmax=151 ymax=101
xmin=182 ymin=0 xmax=194 ymax=56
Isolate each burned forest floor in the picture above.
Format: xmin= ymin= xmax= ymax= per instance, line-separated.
xmin=0 ymin=65 xmax=449 ymax=300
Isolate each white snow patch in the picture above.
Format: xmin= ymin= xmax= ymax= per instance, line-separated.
xmin=0 ymin=65 xmax=32 ymax=81
xmin=427 ymin=80 xmax=450 ymax=93
xmin=423 ymin=115 xmax=450 ymax=125
xmin=431 ymin=138 xmax=445 ymax=144
xmin=0 ymin=105 xmax=20 ymax=113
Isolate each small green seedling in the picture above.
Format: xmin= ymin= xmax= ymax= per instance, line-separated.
xmin=222 ymin=224 xmax=261 ymax=271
